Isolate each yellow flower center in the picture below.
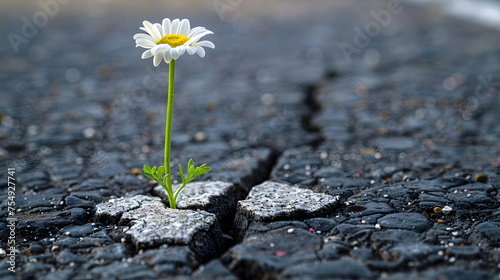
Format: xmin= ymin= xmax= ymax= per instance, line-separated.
xmin=158 ymin=34 xmax=189 ymax=48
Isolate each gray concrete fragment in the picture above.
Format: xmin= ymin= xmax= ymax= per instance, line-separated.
xmin=153 ymin=181 xmax=240 ymax=225
xmin=235 ymin=181 xmax=339 ymax=240
xmin=95 ymin=196 xmax=141 ymax=224
xmin=95 ymin=195 xmax=224 ymax=261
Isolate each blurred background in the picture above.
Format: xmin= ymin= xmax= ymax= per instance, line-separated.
xmin=1 ymin=0 xmax=500 ymax=175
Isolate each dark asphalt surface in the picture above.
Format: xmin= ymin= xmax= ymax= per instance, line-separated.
xmin=1 ymin=0 xmax=500 ymax=279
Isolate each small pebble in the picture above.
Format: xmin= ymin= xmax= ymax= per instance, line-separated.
xmin=438 ymin=219 xmax=444 ymax=223
xmin=275 ymin=251 xmax=287 ymax=257
xmin=434 ymin=207 xmax=442 ymax=214
xmin=475 ymin=173 xmax=487 ymax=183
xmin=131 ymin=168 xmax=141 ymax=176
xmin=0 ymin=248 xmax=6 ymax=257
xmin=442 ymin=206 xmax=452 ymax=214
xmin=194 ymin=131 xmax=207 ymax=142
xmin=287 ymin=228 xmax=294 ymax=234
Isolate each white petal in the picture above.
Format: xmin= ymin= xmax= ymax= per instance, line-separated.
xmin=151 ymin=44 xmax=170 ymax=55
xmin=154 ymin=23 xmax=163 ymax=36
xmin=162 ymin=18 xmax=171 ymax=36
xmin=151 ymin=45 xmax=160 ymax=55
xmin=189 ymin=28 xmax=213 ymax=38
xmin=176 ymin=45 xmax=186 ymax=56
xmin=192 ymin=40 xmax=215 ymax=49
xmin=187 ymin=27 xmax=206 ymax=37
xmin=170 ymin=48 xmax=180 ymax=60
xmin=142 ymin=50 xmax=153 ymax=59
xmin=143 ymin=20 xmax=162 ymax=42
xmin=178 ymin=19 xmax=191 ymax=36
xmin=171 ymin=19 xmax=180 ymax=35
xmin=153 ymin=53 xmax=162 ymax=67
xmin=194 ymin=46 xmax=205 ymax=58
xmin=136 ymin=39 xmax=156 ymax=48
xmin=186 ymin=46 xmax=196 ymax=55
xmin=133 ymin=33 xmax=153 ymax=40
xmin=163 ymin=51 xmax=172 ymax=63
xmin=185 ymin=31 xmax=214 ymax=46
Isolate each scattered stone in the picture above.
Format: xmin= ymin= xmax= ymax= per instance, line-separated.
xmin=64 ymin=196 xmax=95 ymax=208
xmin=447 ymin=246 xmax=481 ymax=260
xmin=224 ymin=227 xmax=322 ymax=279
xmin=470 ymin=222 xmax=500 ymax=245
xmin=304 ymin=218 xmax=338 ymax=233
xmin=130 ymin=168 xmax=141 ymax=176
xmin=17 ymin=208 xmax=91 ymax=239
xmin=39 ymin=269 xmax=75 ymax=280
xmin=428 ymin=269 xmax=492 ymax=280
xmin=56 ymin=251 xmax=88 ymax=265
xmin=27 ymin=244 xmax=45 ymax=255
xmin=378 ymin=213 xmax=430 ymax=232
xmin=247 ymin=221 xmax=309 ymax=234
xmin=92 ymin=243 xmax=127 ymax=262
xmin=95 ymin=195 xmax=223 ymax=261
xmin=194 ymin=131 xmax=207 ymax=142
xmin=59 ymin=223 xmax=97 ymax=237
xmin=193 ymin=259 xmax=239 ymax=280
xmin=235 ymin=181 xmax=338 ymax=239
xmin=280 ymin=257 xmax=374 ymax=280
xmin=129 ymin=245 xmax=199 ymax=271
xmin=442 ymin=206 xmax=452 ymax=214
xmin=475 ymin=173 xmax=488 ymax=183
xmin=90 ymin=262 xmax=157 ymax=279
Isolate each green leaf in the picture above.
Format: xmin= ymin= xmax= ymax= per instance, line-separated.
xmin=194 ymin=166 xmax=211 ymax=177
xmin=143 ymin=165 xmax=154 ymax=180
xmin=188 ymin=165 xmax=195 ymax=177
xmin=188 ymin=159 xmax=194 ymax=170
xmin=179 ymin=164 xmax=186 ymax=184
xmin=153 ymin=167 xmax=163 ymax=183
xmin=157 ymin=166 xmax=165 ymax=178
xmin=179 ymin=164 xmax=184 ymax=179
xmin=151 ymin=166 xmax=157 ymax=176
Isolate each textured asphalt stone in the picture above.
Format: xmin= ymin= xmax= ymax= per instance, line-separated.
xmin=235 ymin=181 xmax=339 ymax=239
xmin=280 ymin=257 xmax=375 ymax=280
xmin=225 ymin=226 xmax=322 ymax=279
xmin=95 ymin=195 xmax=224 ymax=261
xmin=378 ymin=213 xmax=431 ymax=232
xmin=192 ymin=259 xmax=239 ymax=280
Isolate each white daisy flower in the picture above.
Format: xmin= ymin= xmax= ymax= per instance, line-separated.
xmin=134 ymin=18 xmax=215 ymax=67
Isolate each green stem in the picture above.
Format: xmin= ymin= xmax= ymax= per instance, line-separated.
xmin=165 ymin=60 xmax=176 ymax=209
